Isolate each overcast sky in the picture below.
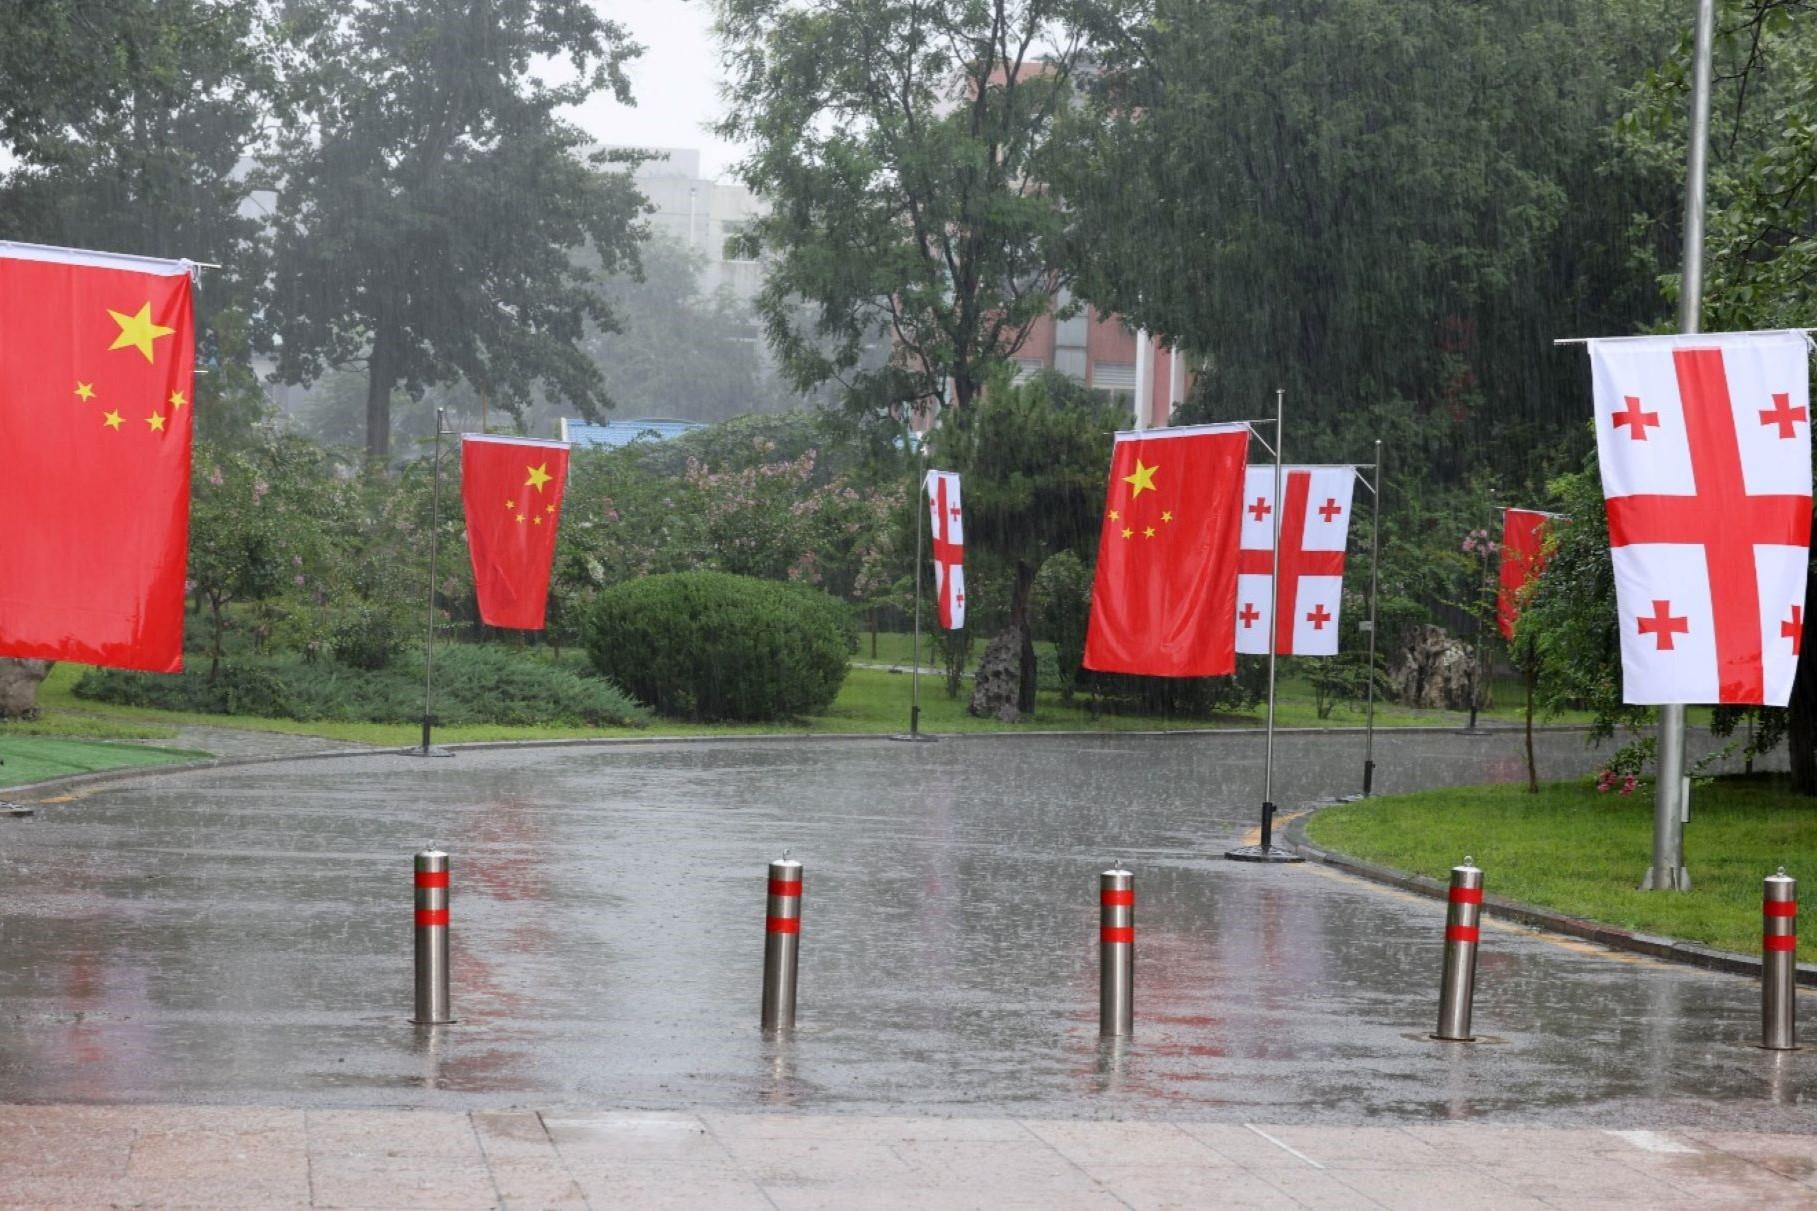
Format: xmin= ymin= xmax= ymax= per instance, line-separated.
xmin=566 ymin=0 xmax=747 ymax=179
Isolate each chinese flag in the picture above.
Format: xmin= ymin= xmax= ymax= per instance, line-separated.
xmin=1497 ymin=508 xmax=1565 ymax=640
xmin=1083 ymin=423 xmax=1250 ymax=677
xmin=461 ymin=436 xmax=571 ymax=629
xmin=0 ymin=243 xmax=196 ymax=672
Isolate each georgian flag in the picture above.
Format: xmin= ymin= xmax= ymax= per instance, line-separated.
xmin=1235 ymin=465 xmax=1356 ymax=656
xmin=924 ymin=469 xmax=965 ymax=629
xmin=1588 ymin=332 xmax=1812 ymax=705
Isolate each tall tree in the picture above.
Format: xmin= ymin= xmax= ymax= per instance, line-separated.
xmin=263 ymin=0 xmax=650 ymax=460
xmin=715 ymin=0 xmax=1131 ymax=416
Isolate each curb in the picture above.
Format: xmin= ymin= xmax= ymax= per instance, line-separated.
xmin=1283 ymin=801 xmax=1817 ymax=989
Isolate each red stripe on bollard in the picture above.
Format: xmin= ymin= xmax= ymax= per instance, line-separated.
xmin=1448 ymin=886 xmax=1483 ymax=905
xmin=1765 ymin=934 xmax=1798 ymax=952
xmin=768 ymin=879 xmax=803 ymax=896
xmin=1101 ymin=926 xmax=1134 ymax=944
xmin=415 ymin=870 xmax=449 ymax=888
xmin=766 ymin=915 xmax=801 ymax=934
xmin=1101 ymin=889 xmax=1134 ymax=906
xmin=416 ymin=908 xmax=449 ymax=927
xmin=1765 ymin=900 xmax=1797 ymax=917
xmin=1446 ymin=923 xmax=1479 ymax=944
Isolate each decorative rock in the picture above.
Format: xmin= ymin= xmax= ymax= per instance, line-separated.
xmin=1388 ymin=625 xmax=1486 ymax=711
xmin=969 ymin=624 xmax=1026 ymax=722
xmin=0 ymin=659 xmax=53 ymax=720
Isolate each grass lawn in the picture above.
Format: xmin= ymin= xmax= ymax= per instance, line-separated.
xmin=1304 ymin=775 xmax=1815 ymax=962
xmin=0 ymin=735 xmax=212 ymax=790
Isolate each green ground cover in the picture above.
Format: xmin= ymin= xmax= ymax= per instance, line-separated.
xmin=1305 ymin=776 xmax=1815 ymax=962
xmin=0 ymin=736 xmax=212 ymax=790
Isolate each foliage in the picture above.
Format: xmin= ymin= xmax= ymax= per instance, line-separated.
xmin=585 ymin=572 xmax=853 ymax=721
xmin=715 ymin=0 xmax=1133 ymax=413
xmin=261 ymin=0 xmax=651 ymax=459
xmin=74 ymin=645 xmax=647 ymax=727
xmin=1032 ymin=550 xmax=1092 ymax=699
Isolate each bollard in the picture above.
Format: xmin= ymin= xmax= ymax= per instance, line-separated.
xmin=412 ymin=849 xmax=452 ymax=1025
xmin=1100 ymin=866 xmax=1134 ymax=1037
xmin=1763 ymin=868 xmax=1798 ymax=1051
xmin=1432 ymin=856 xmax=1482 ymax=1042
xmin=762 ymin=856 xmax=802 ymax=1031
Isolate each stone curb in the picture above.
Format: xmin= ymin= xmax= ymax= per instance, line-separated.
xmin=1283 ymin=801 xmax=1817 ymax=989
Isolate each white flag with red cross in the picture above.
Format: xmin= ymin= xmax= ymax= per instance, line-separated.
xmin=924 ymin=469 xmax=965 ymax=629
xmin=1235 ymin=465 xmax=1356 ymax=656
xmin=1589 ymin=332 xmax=1812 ymax=705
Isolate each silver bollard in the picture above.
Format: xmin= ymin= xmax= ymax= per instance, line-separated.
xmin=412 ymin=849 xmax=452 ymax=1025
xmin=1100 ymin=866 xmax=1134 ymax=1037
xmin=1432 ymin=856 xmax=1482 ymax=1042
xmin=1763 ymin=868 xmax=1798 ymax=1051
xmin=762 ymin=856 xmax=802 ymax=1031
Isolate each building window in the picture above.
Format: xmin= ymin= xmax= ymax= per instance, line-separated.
xmin=1091 ymin=361 xmax=1135 ymax=391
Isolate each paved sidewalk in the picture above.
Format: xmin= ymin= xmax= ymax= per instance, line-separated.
xmin=1 ymin=1107 xmax=1814 ymax=1209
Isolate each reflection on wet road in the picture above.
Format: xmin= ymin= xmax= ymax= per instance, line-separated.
xmin=0 ymin=728 xmax=1809 ymax=1127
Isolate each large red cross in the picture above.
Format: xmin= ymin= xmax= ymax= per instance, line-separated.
xmin=1604 ymin=349 xmax=1811 ymax=701
xmin=1238 ymin=469 xmax=1345 ymax=654
xmin=931 ymin=476 xmax=963 ymax=628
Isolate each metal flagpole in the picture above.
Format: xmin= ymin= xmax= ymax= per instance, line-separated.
xmin=1362 ymin=438 xmax=1383 ymax=796
xmin=1642 ymin=0 xmax=1715 ymax=892
xmin=1228 ymin=388 xmax=1300 ymax=862
xmin=892 ymin=438 xmax=937 ymax=743
xmin=403 ymin=408 xmax=454 ymax=758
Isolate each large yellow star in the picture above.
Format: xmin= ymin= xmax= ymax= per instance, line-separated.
xmin=1121 ymin=458 xmax=1158 ymax=498
xmin=524 ymin=463 xmax=553 ymax=492
xmin=74 ymin=382 xmax=95 ymax=401
xmin=107 ymin=302 xmax=176 ymax=364
xmin=146 ymin=411 xmax=167 ymax=432
xmin=101 ymin=410 xmax=124 ymax=430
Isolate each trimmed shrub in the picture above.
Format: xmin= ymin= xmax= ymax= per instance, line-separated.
xmin=585 ymin=571 xmax=851 ymax=721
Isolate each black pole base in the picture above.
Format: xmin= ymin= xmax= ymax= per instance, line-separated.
xmin=886 ymin=732 xmax=939 ymax=743
xmin=1224 ymin=800 xmax=1304 ymax=862
xmin=1362 ymin=759 xmax=1376 ymax=797
xmin=888 ymin=704 xmax=938 ymax=742
xmin=397 ymin=716 xmax=456 ymax=758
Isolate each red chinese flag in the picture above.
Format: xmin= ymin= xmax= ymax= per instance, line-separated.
xmin=0 ymin=243 xmax=196 ymax=672
xmin=461 ymin=436 xmax=571 ymax=629
xmin=1497 ymin=508 xmax=1564 ymax=640
xmin=1083 ymin=423 xmax=1250 ymax=677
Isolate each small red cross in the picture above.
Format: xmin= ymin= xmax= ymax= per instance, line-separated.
xmin=1612 ymin=394 xmax=1660 ymax=440
xmin=949 ymin=505 xmax=962 ymax=520
xmin=1636 ymin=599 xmax=1689 ymax=650
xmin=955 ymin=593 xmax=965 ymax=607
xmin=1305 ymin=604 xmax=1333 ymax=630
xmin=1783 ymin=604 xmax=1802 ymax=654
xmin=1759 ymin=392 xmax=1807 ymax=439
xmin=1239 ymin=602 xmax=1261 ymax=629
xmin=1247 ymin=496 xmax=1272 ymax=522
xmin=1317 ymin=498 xmax=1342 ymax=523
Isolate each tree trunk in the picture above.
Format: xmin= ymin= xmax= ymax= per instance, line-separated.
xmin=1787 ymin=559 xmax=1817 ymax=794
xmin=366 ymin=324 xmax=396 ymax=463
xmin=208 ymin=595 xmax=225 ymax=683
xmin=1011 ymin=558 xmax=1037 ymax=715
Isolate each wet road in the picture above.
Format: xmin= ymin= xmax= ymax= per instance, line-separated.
xmin=0 ymin=727 xmax=1809 ymax=1128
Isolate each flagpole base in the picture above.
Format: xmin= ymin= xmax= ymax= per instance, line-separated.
xmin=399 ymin=746 xmax=457 ymax=758
xmin=1224 ymin=843 xmax=1303 ymax=863
xmin=1639 ymin=866 xmax=1692 ymax=891
xmin=886 ymin=733 xmax=939 ymax=744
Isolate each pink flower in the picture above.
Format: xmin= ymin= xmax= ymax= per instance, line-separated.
xmin=208 ymin=467 xmax=225 ymax=487
xmin=1620 ymin=775 xmax=1639 ymax=795
xmin=293 ymin=574 xmax=306 ymax=587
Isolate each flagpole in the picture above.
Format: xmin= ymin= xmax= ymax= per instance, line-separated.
xmin=1228 ymin=387 xmax=1300 ymax=862
xmin=404 ymin=408 xmax=454 ymax=759
xmin=911 ymin=463 xmax=925 ymax=738
xmin=1643 ymin=0 xmax=1714 ymax=892
xmin=1362 ymin=438 xmax=1382 ymax=796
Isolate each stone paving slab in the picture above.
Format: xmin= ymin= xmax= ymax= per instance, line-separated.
xmin=0 ymin=1107 xmax=1813 ymax=1209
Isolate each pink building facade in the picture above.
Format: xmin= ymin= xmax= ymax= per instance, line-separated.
xmin=1012 ymin=296 xmax=1190 ymax=429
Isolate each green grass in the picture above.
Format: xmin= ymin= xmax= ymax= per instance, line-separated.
xmin=0 ymin=735 xmax=212 ymax=790
xmin=1305 ymin=775 xmax=1815 ymax=962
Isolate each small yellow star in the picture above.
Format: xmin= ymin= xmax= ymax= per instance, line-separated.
xmin=517 ymin=514 xmax=527 ymax=523
xmin=545 ymin=503 xmax=555 ymax=513
xmin=107 ymin=302 xmax=176 ymax=363
xmin=524 ymin=463 xmax=553 ymax=492
xmin=1121 ymin=527 xmax=1134 ymax=539
xmin=1121 ymin=458 xmax=1158 ymax=498
xmin=146 ymin=411 xmax=167 ymax=432
xmin=1143 ymin=526 xmax=1156 ymax=538
xmin=169 ymin=390 xmax=187 ymax=409
xmin=505 ymin=499 xmax=515 ymax=510
xmin=74 ymin=382 xmax=95 ymax=402
xmin=101 ymin=410 xmax=124 ymax=430
xmin=1108 ymin=509 xmax=1120 ymax=521
xmin=533 ymin=516 xmax=542 ymax=525
xmin=1161 ymin=511 xmax=1173 ymax=523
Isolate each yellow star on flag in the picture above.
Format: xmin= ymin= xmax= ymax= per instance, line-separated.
xmin=1143 ymin=526 xmax=1156 ymax=538
xmin=74 ymin=382 xmax=95 ymax=401
xmin=101 ymin=410 xmax=124 ymax=430
xmin=517 ymin=514 xmax=527 ymax=523
xmin=505 ymin=499 xmax=515 ymax=510
xmin=1108 ymin=509 xmax=1120 ymax=521
xmin=169 ymin=390 xmax=187 ymax=409
xmin=146 ymin=412 xmax=167 ymax=432
xmin=1121 ymin=458 xmax=1158 ymax=498
xmin=545 ymin=503 xmax=555 ymax=513
xmin=1121 ymin=527 xmax=1134 ymax=539
xmin=524 ymin=463 xmax=553 ymax=492
xmin=1161 ymin=511 xmax=1173 ymax=523
xmin=107 ymin=302 xmax=175 ymax=363
xmin=533 ymin=516 xmax=542 ymax=525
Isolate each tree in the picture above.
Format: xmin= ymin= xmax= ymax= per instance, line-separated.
xmin=262 ymin=0 xmax=650 ymax=460
xmin=715 ymin=0 xmax=1131 ymax=416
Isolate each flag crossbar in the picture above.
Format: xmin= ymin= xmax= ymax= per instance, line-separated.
xmin=1551 ymin=328 xmax=1816 ymax=346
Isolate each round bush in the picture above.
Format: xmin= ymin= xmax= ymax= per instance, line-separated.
xmin=585 ymin=571 xmax=852 ymax=722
